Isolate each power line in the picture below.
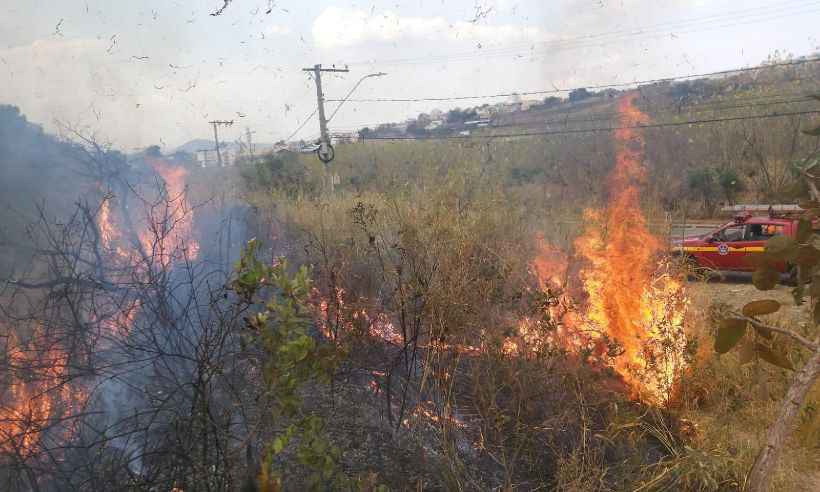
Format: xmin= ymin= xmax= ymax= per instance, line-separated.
xmin=332 ymin=92 xmax=820 ymax=133
xmin=360 ymin=109 xmax=820 ymax=141
xmin=283 ymin=107 xmax=318 ymax=142
xmin=327 ymin=72 xmax=387 ymax=123
xmin=344 ymin=0 xmax=820 ymax=67
xmin=486 ymin=94 xmax=820 ymax=131
xmin=328 ymin=56 xmax=820 ymax=103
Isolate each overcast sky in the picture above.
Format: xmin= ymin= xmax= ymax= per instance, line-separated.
xmin=1 ymin=0 xmax=819 ymax=150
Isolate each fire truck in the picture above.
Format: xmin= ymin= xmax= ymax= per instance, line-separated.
xmin=672 ymin=205 xmax=818 ymax=281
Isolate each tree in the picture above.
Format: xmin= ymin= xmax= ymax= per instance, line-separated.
xmin=714 ymin=147 xmax=820 ymax=491
xmin=568 ymin=88 xmax=592 ymax=103
xmin=686 ymin=167 xmax=720 ymax=216
xmin=358 ymin=127 xmax=372 ymax=140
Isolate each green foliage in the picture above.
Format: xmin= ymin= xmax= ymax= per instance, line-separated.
xmin=232 ymin=240 xmax=345 ymax=490
xmin=715 ymin=318 xmax=747 ymax=354
xmin=687 ymin=167 xmax=721 ymax=215
xmin=801 ymin=124 xmax=820 ymax=136
xmin=741 ymin=300 xmax=781 ymax=317
xmin=239 ymin=152 xmax=315 ymax=197
xmin=754 ymin=342 xmax=794 ymax=371
xmin=751 ymin=266 xmax=779 ymax=291
xmin=764 ymin=235 xmax=797 ymax=261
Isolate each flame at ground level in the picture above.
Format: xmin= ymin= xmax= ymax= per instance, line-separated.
xmin=0 ymin=324 xmax=86 ymax=457
xmin=523 ymin=94 xmax=689 ymax=405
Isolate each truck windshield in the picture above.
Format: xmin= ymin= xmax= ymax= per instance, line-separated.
xmin=717 ymin=224 xmax=746 ymax=242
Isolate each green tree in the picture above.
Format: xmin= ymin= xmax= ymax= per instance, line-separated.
xmin=714 ymin=163 xmax=820 ymax=491
xmin=687 ymin=167 xmax=720 ymax=216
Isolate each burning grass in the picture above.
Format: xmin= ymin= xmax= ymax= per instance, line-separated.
xmin=504 ymin=94 xmax=691 ymax=406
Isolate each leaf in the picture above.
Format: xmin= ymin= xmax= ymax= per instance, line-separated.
xmin=764 ymin=235 xmax=797 ymax=261
xmin=273 ymin=434 xmax=289 ymax=454
xmin=738 ymin=340 xmax=756 ymax=365
xmin=795 ymin=245 xmax=820 ymax=268
xmin=751 ymin=322 xmax=773 ymax=340
xmin=803 ymin=124 xmax=820 ymax=136
xmin=752 ymin=266 xmax=780 ymax=290
xmin=797 ymin=218 xmax=814 ymax=243
xmin=810 ymin=275 xmax=820 ymax=297
xmin=715 ymin=317 xmax=747 ymax=354
xmin=755 ymin=343 xmax=794 ymax=370
xmin=814 ymin=301 xmax=820 ymax=325
xmin=741 ymin=299 xmax=781 ymax=317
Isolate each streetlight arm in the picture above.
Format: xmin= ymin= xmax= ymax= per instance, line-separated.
xmin=327 ymin=72 xmax=387 ymax=122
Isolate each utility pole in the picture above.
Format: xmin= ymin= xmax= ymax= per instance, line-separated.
xmin=209 ymin=120 xmax=234 ymax=167
xmin=302 ymin=64 xmax=348 ymax=163
xmin=245 ymin=127 xmax=256 ymax=161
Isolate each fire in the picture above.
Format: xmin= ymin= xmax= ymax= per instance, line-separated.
xmin=1 ymin=156 xmax=200 ymax=465
xmin=143 ymin=157 xmax=200 ymax=266
xmin=525 ymin=94 xmax=689 ymax=404
xmin=96 ymin=158 xmax=199 ymax=270
xmin=99 ymin=197 xmax=117 ymax=249
xmin=0 ymin=324 xmax=85 ymax=457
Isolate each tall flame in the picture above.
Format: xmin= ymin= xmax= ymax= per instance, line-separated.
xmin=2 ymin=157 xmax=201 ymax=465
xmin=143 ymin=157 xmax=200 ymax=266
xmin=528 ymin=94 xmax=688 ymax=404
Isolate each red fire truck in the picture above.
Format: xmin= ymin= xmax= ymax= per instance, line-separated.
xmin=672 ymin=205 xmax=816 ymax=281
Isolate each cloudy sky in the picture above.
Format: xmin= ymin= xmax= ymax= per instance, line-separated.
xmin=1 ymin=0 xmax=819 ymax=150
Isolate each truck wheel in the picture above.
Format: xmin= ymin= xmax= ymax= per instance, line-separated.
xmin=785 ymin=264 xmax=813 ymax=286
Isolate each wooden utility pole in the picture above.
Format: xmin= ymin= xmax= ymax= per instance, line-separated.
xmin=302 ymin=64 xmax=348 ymax=163
xmin=245 ymin=127 xmax=256 ymax=160
xmin=209 ymin=120 xmax=234 ymax=167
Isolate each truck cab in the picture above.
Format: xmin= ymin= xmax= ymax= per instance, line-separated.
xmin=673 ymin=212 xmax=795 ymax=274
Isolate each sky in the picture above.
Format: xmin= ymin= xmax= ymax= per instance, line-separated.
xmin=1 ymin=0 xmax=819 ymax=151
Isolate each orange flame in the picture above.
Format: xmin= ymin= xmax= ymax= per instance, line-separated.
xmin=525 ymin=94 xmax=688 ymax=404
xmin=143 ymin=157 xmax=200 ymax=266
xmin=1 ymin=324 xmax=86 ymax=457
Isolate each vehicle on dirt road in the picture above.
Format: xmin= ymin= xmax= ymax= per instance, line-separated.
xmin=672 ymin=206 xmax=818 ymax=282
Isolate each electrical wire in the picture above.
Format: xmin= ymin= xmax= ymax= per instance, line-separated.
xmin=359 ymin=109 xmax=820 ymax=141
xmin=330 ymin=91 xmax=820 ymax=133
xmin=283 ymin=107 xmax=318 ymax=142
xmin=328 ymin=57 xmax=820 ymax=103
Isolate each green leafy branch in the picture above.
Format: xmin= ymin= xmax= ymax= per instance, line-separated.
xmin=713 ymin=208 xmax=820 ymax=491
xmin=232 ymin=239 xmax=343 ymax=490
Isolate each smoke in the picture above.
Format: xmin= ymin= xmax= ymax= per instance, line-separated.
xmin=0 ymin=104 xmax=257 ymax=489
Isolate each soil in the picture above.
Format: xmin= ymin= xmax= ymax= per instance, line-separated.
xmin=687 ymin=273 xmax=811 ymax=326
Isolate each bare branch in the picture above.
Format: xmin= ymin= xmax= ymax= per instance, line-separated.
xmin=731 ymin=313 xmax=819 ymax=351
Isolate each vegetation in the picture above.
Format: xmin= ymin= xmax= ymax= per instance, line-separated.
xmin=2 ymin=56 xmax=820 ymax=490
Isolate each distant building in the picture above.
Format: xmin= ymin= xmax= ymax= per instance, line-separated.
xmin=195 ymin=147 xmax=238 ymax=167
xmin=476 ymin=106 xmax=495 ymax=119
xmin=520 ymin=100 xmax=537 ymax=111
xmin=331 ymin=132 xmax=360 ymax=144
xmin=464 ymin=119 xmax=491 ymax=128
xmin=424 ymin=120 xmax=443 ymax=131
xmin=493 ymin=102 xmax=516 ymax=114
xmin=195 ymin=149 xmax=219 ymax=167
